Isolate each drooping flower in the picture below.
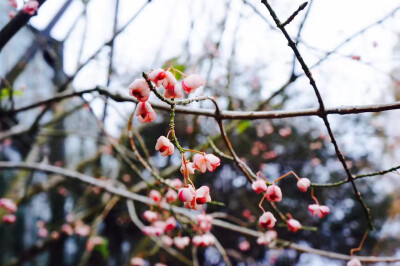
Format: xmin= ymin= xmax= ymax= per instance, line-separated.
xmin=173 ymin=236 xmax=190 ymax=249
xmin=195 ymin=186 xmax=211 ymax=204
xmin=135 ymin=102 xmax=156 ymax=123
xmin=166 ymin=178 xmax=182 ymax=189
xmin=182 ymin=74 xmax=206 ymax=94
xmin=161 ymin=235 xmax=173 ymax=246
xmin=193 ymin=153 xmax=221 ymax=173
xmin=251 ymin=180 xmax=268 ymax=194
xmin=196 ymin=214 xmax=213 ymax=232
xmin=257 ymin=230 xmax=277 ymax=245
xmin=130 ymin=257 xmax=145 ymax=266
xmin=238 ymin=240 xmax=250 ymax=251
xmin=7 ymin=0 xmax=17 ymax=8
xmin=347 ymin=258 xmax=362 ymax=266
xmin=129 ymin=78 xmax=150 ymax=102
xmin=178 ymin=186 xmax=195 ymax=202
xmin=155 ymin=136 xmax=174 ymax=156
xmin=297 ymin=178 xmax=311 ymax=192
xmin=21 ymin=1 xmax=39 ymax=15
xmin=266 ymin=184 xmax=282 ymax=202
xmin=164 ymin=83 xmax=183 ymax=99
xmin=258 ymin=212 xmax=277 ymax=229
xmin=0 ymin=198 xmax=17 ymax=213
xmin=148 ymin=68 xmax=166 ymax=87
xmin=162 ymin=71 xmax=177 ymax=90
xmin=308 ymin=204 xmax=330 ymax=218
xmin=2 ymin=214 xmax=16 ymax=224
xmin=74 ymin=220 xmax=91 ymax=236
xmin=142 ymin=210 xmax=158 ymax=223
xmin=148 ymin=190 xmax=162 ymax=203
xmin=164 ymin=217 xmax=177 ymax=231
xmin=192 ymin=234 xmax=215 ymax=247
xmin=180 ymin=161 xmax=196 ymax=175
xmin=165 ymin=189 xmax=178 ymax=203
xmin=287 ymin=219 xmax=302 ymax=232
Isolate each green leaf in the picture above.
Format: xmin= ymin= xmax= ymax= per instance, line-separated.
xmin=162 ymin=57 xmax=186 ymax=80
xmin=94 ymin=238 xmax=109 ymax=259
xmin=236 ymin=120 xmax=251 ymax=134
xmin=0 ymin=88 xmax=23 ymax=100
xmin=208 ymin=201 xmax=225 ymax=207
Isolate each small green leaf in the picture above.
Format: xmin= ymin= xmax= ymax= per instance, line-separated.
xmin=208 ymin=201 xmax=225 ymax=206
xmin=0 ymin=88 xmax=23 ymax=100
xmin=162 ymin=57 xmax=186 ymax=80
xmin=94 ymin=238 xmax=109 ymax=259
xmin=236 ymin=120 xmax=251 ymax=134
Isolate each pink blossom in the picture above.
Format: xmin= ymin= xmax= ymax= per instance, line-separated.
xmin=165 ymin=217 xmax=177 ymax=231
xmin=38 ymin=227 xmax=49 ymax=238
xmin=86 ymin=236 xmax=104 ymax=252
xmin=135 ymin=102 xmax=156 ymax=123
xmin=259 ymin=212 xmax=277 ymax=229
xmin=8 ymin=11 xmax=17 ymax=19
xmin=2 ymin=214 xmax=16 ymax=224
xmin=61 ymin=224 xmax=74 ymax=235
xmin=308 ymin=204 xmax=330 ymax=218
xmin=251 ymin=180 xmax=268 ymax=194
xmin=51 ymin=231 xmax=60 ymax=239
xmin=130 ymin=257 xmax=145 ymax=266
xmin=7 ymin=0 xmax=17 ymax=8
xmin=129 ymin=78 xmax=150 ymax=102
xmin=297 ymin=178 xmax=311 ymax=192
xmin=155 ymin=136 xmax=174 ymax=156
xmin=148 ymin=68 xmax=166 ymax=87
xmin=161 ymin=235 xmax=173 ymax=246
xmin=238 ymin=240 xmax=250 ymax=251
xmin=166 ymin=178 xmax=182 ymax=189
xmin=184 ymin=200 xmax=201 ymax=210
xmin=192 ymin=234 xmax=215 ymax=247
xmin=196 ymin=213 xmax=213 ymax=232
xmin=180 ymin=161 xmax=196 ymax=175
xmin=165 ymin=189 xmax=178 ymax=203
xmin=22 ymin=1 xmax=39 ymax=15
xmin=287 ymin=219 xmax=301 ymax=233
xmin=178 ymin=186 xmax=195 ymax=202
xmin=193 ymin=153 xmax=221 ymax=173
xmin=195 ymin=186 xmax=211 ymax=204
xmin=164 ymin=83 xmax=183 ymax=99
xmin=162 ymin=71 xmax=177 ymax=90
xmin=142 ymin=225 xmax=164 ymax=236
xmin=173 ymin=236 xmax=190 ymax=249
xmin=266 ymin=184 xmax=282 ymax=202
xmin=347 ymin=258 xmax=362 ymax=266
xmin=182 ymin=74 xmax=206 ymax=94
xmin=142 ymin=210 xmax=158 ymax=223
xmin=148 ymin=190 xmax=162 ymax=203
xmin=74 ymin=220 xmax=91 ymax=236
xmin=257 ymin=230 xmax=277 ymax=245
xmin=0 ymin=198 xmax=17 ymax=213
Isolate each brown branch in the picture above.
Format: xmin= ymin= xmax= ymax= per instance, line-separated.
xmin=260 ymin=0 xmax=373 ymax=230
xmin=0 ymin=161 xmax=398 ymax=263
xmin=0 ymin=0 xmax=47 ymax=51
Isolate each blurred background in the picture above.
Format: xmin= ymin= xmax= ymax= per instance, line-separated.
xmin=1 ymin=0 xmax=400 ymax=265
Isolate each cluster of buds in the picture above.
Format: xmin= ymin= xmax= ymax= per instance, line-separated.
xmin=308 ymin=204 xmax=330 ymax=218
xmin=129 ymin=68 xmax=205 ymax=124
xmin=142 ymin=210 xmax=177 ymax=237
xmin=178 ymin=185 xmax=211 ymax=210
xmin=257 ymin=230 xmax=277 ymax=246
xmin=0 ymin=198 xmax=18 ymax=224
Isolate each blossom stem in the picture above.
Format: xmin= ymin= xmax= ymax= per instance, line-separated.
xmin=350 ymin=230 xmax=369 ymax=256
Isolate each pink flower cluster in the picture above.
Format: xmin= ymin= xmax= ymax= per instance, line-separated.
xmin=178 ymin=185 xmax=211 ymax=210
xmin=22 ymin=1 xmax=39 ymax=15
xmin=0 ymin=198 xmax=18 ymax=224
xmin=129 ymin=68 xmax=205 ymax=124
